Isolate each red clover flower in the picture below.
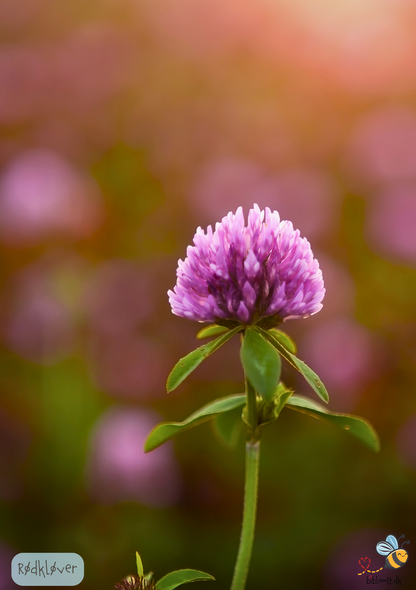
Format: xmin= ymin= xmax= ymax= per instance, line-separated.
xmin=168 ymin=204 xmax=325 ymax=325
xmin=144 ymin=202 xmax=379 ymax=590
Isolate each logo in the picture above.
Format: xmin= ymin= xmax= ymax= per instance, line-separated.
xmin=357 ymin=534 xmax=410 ymax=579
xmin=11 ymin=553 xmax=84 ymax=586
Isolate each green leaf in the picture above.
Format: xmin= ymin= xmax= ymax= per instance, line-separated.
xmin=196 ymin=324 xmax=230 ymax=339
xmin=145 ymin=394 xmax=246 ymax=452
xmin=136 ymin=551 xmax=144 ymax=577
xmin=240 ymin=328 xmax=281 ymax=401
xmin=212 ymin=406 xmax=243 ymax=448
xmin=167 ymin=327 xmax=241 ymax=392
xmin=285 ymin=395 xmax=380 ymax=452
xmin=268 ymin=329 xmax=297 ymax=354
xmin=156 ymin=570 xmax=215 ymax=590
xmin=273 ymin=385 xmax=294 ymax=417
xmin=256 ymin=327 xmax=329 ymax=403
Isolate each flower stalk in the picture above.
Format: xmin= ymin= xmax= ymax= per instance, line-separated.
xmin=230 ymin=351 xmax=261 ymax=590
xmin=230 ymin=438 xmax=260 ymax=590
xmin=245 ymin=377 xmax=258 ymax=440
xmin=143 ymin=205 xmax=380 ymax=590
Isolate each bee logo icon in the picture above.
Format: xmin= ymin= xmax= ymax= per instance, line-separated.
xmin=376 ymin=534 xmax=410 ymax=570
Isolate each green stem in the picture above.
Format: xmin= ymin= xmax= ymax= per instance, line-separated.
xmin=245 ymin=377 xmax=258 ymax=434
xmin=230 ymin=440 xmax=260 ymax=590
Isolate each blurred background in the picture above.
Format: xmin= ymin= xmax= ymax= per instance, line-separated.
xmin=1 ymin=0 xmax=416 ymax=588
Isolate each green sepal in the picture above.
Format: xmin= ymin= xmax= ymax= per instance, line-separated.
xmin=256 ymin=326 xmax=329 ymax=403
xmin=240 ymin=327 xmax=281 ymax=402
xmin=268 ymin=328 xmax=297 ymax=354
xmin=136 ymin=551 xmax=144 ymax=577
xmin=212 ymin=406 xmax=243 ymax=448
xmin=196 ymin=324 xmax=230 ymax=339
xmin=266 ymin=384 xmax=294 ymax=422
xmin=285 ymin=395 xmax=380 ymax=452
xmin=254 ymin=313 xmax=283 ymax=330
xmin=214 ymin=318 xmax=242 ymax=329
xmin=167 ymin=326 xmax=241 ymax=392
xmin=156 ymin=569 xmax=215 ymax=590
xmin=144 ymin=394 xmax=246 ymax=452
xmin=243 ymin=382 xmax=293 ymax=428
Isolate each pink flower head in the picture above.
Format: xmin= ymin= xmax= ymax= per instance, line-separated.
xmin=86 ymin=407 xmax=181 ymax=507
xmin=168 ymin=204 xmax=325 ymax=324
xmin=0 ymin=150 xmax=103 ymax=245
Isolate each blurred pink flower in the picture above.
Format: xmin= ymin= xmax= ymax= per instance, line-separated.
xmin=89 ymin=335 xmax=169 ymax=401
xmin=86 ymin=407 xmax=182 ymax=506
xmin=190 ymin=159 xmax=338 ymax=240
xmin=299 ymin=318 xmax=381 ymax=411
xmin=365 ymin=185 xmax=416 ymax=265
xmin=2 ymin=262 xmax=75 ymax=365
xmin=84 ymin=259 xmax=170 ymax=400
xmin=254 ymin=167 xmax=340 ymax=241
xmin=5 ymin=291 xmax=73 ymax=364
xmin=396 ymin=413 xmax=416 ymax=472
xmin=0 ymin=150 xmax=103 ymax=245
xmin=346 ymin=108 xmax=416 ymax=186
xmin=84 ymin=260 xmax=155 ymax=337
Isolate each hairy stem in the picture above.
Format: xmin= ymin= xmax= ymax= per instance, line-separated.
xmin=245 ymin=377 xmax=258 ymax=435
xmin=230 ymin=440 xmax=260 ymax=590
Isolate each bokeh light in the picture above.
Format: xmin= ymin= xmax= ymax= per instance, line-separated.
xmin=190 ymin=161 xmax=339 ymax=240
xmin=83 ymin=260 xmax=155 ymax=337
xmin=86 ymin=407 xmax=182 ymax=506
xmin=0 ymin=150 xmax=103 ymax=245
xmin=346 ymin=107 xmax=416 ymax=186
xmin=1 ymin=258 xmax=77 ymax=364
xmin=299 ymin=317 xmax=382 ymax=411
xmin=365 ymin=185 xmax=416 ymax=266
